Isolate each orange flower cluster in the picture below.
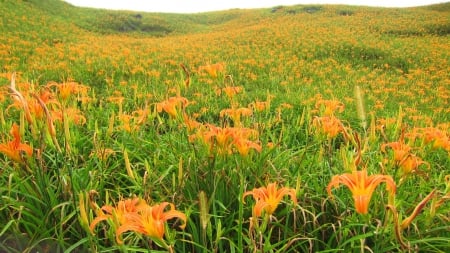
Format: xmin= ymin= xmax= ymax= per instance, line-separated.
xmin=381 ymin=138 xmax=429 ymax=178
xmin=5 ymin=75 xmax=88 ymax=154
xmin=327 ymin=169 xmax=396 ymax=214
xmin=8 ymin=84 xmax=59 ymax=124
xmin=0 ymin=123 xmax=33 ymax=164
xmin=411 ymin=127 xmax=450 ymax=152
xmin=7 ymin=75 xmax=87 ymax=134
xmin=220 ymin=107 xmax=253 ymax=127
xmin=189 ymin=124 xmax=261 ymax=156
xmin=215 ymin=86 xmax=243 ymax=99
xmin=248 ymin=100 xmax=270 ymax=112
xmin=243 ymin=182 xmax=297 ymax=218
xmin=311 ymin=97 xmax=349 ymax=140
xmin=47 ymin=80 xmax=90 ymax=102
xmin=315 ymin=98 xmax=345 ymax=116
xmin=90 ymin=197 xmax=186 ymax=244
xmin=198 ymin=62 xmax=225 ymax=78
xmin=115 ymin=107 xmax=151 ymax=133
xmin=156 ymin=96 xmax=189 ymax=118
xmin=312 ymin=116 xmax=348 ymax=140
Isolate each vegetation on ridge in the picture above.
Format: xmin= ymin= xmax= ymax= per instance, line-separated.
xmin=0 ymin=0 xmax=449 ymax=252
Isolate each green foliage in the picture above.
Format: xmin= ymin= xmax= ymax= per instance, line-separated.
xmin=0 ymin=0 xmax=449 ymax=252
xmin=334 ymin=43 xmax=411 ymax=73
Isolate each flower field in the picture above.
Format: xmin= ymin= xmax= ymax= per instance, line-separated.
xmin=0 ymin=1 xmax=449 ymax=252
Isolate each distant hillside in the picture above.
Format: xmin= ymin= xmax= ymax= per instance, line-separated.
xmin=1 ymin=0 xmax=449 ymax=38
xmin=1 ymin=0 xmax=277 ymax=36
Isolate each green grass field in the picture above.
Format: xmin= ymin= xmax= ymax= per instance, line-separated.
xmin=0 ymin=0 xmax=449 ymax=252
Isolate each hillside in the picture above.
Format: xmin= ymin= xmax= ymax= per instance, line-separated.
xmin=1 ymin=0 xmax=280 ymax=36
xmin=1 ymin=0 xmax=449 ymax=83
xmin=0 ymin=1 xmax=449 ymax=252
xmin=4 ymin=0 xmax=449 ymax=37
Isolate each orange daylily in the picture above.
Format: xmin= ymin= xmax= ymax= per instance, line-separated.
xmin=52 ymin=107 xmax=86 ymax=125
xmin=201 ymin=124 xmax=236 ymax=155
xmin=249 ymin=100 xmax=269 ymax=112
xmin=381 ymin=139 xmax=429 ymax=178
xmin=156 ymin=96 xmax=189 ymax=118
xmin=90 ymin=198 xmax=186 ymax=245
xmin=398 ymin=154 xmax=430 ymax=177
xmin=107 ymin=91 xmax=125 ymax=105
xmin=47 ymin=81 xmax=90 ymax=101
xmin=132 ymin=107 xmax=151 ymax=126
xmin=90 ymin=197 xmax=148 ymax=233
xmin=8 ymin=88 xmax=59 ymax=123
xmin=327 ymin=169 xmax=396 ymax=214
xmin=192 ymin=124 xmax=260 ymax=156
xmin=182 ymin=113 xmax=201 ymax=132
xmin=416 ymin=127 xmax=450 ymax=151
xmin=312 ymin=116 xmax=348 ymax=140
xmin=381 ymin=141 xmax=412 ymax=162
xmin=315 ymin=99 xmax=345 ymax=116
xmin=243 ymin=182 xmax=298 ymax=218
xmin=233 ymin=137 xmax=262 ymax=157
xmin=215 ymin=86 xmax=243 ymax=99
xmin=115 ymin=202 xmax=186 ymax=243
xmin=0 ymin=123 xmax=33 ymax=163
xmin=220 ymin=107 xmax=253 ymax=126
xmin=198 ymin=62 xmax=225 ymax=78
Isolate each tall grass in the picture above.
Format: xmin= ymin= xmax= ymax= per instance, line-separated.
xmin=0 ymin=1 xmax=449 ymax=252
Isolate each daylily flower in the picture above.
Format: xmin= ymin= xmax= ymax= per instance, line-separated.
xmin=243 ymin=182 xmax=298 ymax=218
xmin=220 ymin=107 xmax=253 ymax=126
xmin=201 ymin=124 xmax=236 ymax=155
xmin=381 ymin=141 xmax=412 ymax=162
xmin=398 ymin=154 xmax=429 ymax=177
xmin=118 ymin=114 xmax=133 ymax=132
xmin=52 ymin=107 xmax=86 ymax=125
xmin=156 ymin=96 xmax=189 ymax=118
xmin=198 ymin=62 xmax=225 ymax=78
xmin=47 ymin=81 xmax=90 ymax=101
xmin=327 ymin=169 xmax=396 ymax=214
xmin=115 ymin=202 xmax=187 ymax=244
xmin=132 ymin=107 xmax=151 ymax=126
xmin=249 ymin=100 xmax=269 ymax=112
xmin=90 ymin=198 xmax=186 ymax=246
xmin=8 ymin=88 xmax=59 ymax=123
xmin=107 ymin=92 xmax=125 ymax=105
xmin=315 ymin=99 xmax=345 ymax=116
xmin=192 ymin=124 xmax=260 ymax=156
xmin=90 ymin=197 xmax=148 ymax=233
xmin=381 ymin=138 xmax=429 ymax=178
xmin=0 ymin=85 xmax=8 ymax=103
xmin=416 ymin=127 xmax=450 ymax=151
xmin=215 ymin=86 xmax=243 ymax=99
xmin=182 ymin=113 xmax=201 ymax=132
xmin=233 ymin=137 xmax=262 ymax=157
xmin=312 ymin=116 xmax=348 ymax=140
xmin=0 ymin=123 xmax=33 ymax=163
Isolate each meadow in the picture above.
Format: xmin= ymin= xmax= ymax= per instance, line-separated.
xmin=0 ymin=0 xmax=449 ymax=252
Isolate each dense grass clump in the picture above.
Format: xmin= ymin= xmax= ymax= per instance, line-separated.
xmin=0 ymin=0 xmax=449 ymax=252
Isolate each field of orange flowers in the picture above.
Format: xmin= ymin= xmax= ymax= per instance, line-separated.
xmin=0 ymin=1 xmax=449 ymax=252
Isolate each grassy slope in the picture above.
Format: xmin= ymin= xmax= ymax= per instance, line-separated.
xmin=2 ymin=0 xmax=449 ymax=39
xmin=10 ymin=0 xmax=448 ymax=36
xmin=1 ymin=0 xmax=449 ymax=115
xmin=5 ymin=0 xmax=278 ymax=36
xmin=1 ymin=0 xmax=449 ymax=105
xmin=0 ymin=0 xmax=449 ymax=252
